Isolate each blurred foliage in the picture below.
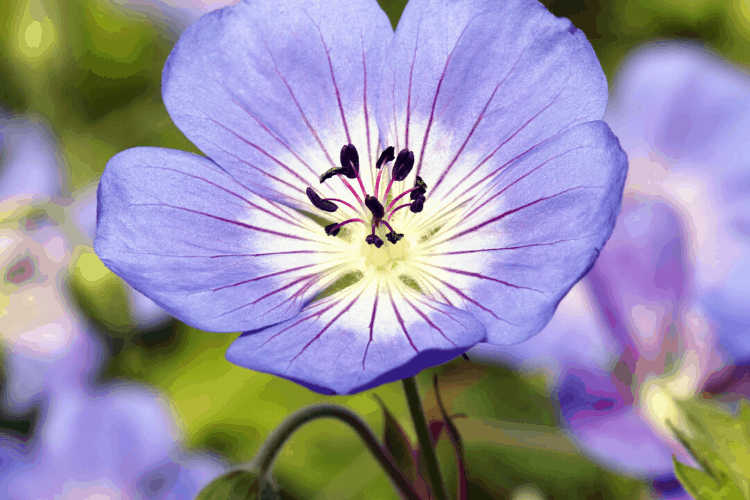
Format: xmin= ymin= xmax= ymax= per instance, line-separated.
xmin=3 ymin=0 xmax=750 ymax=498
xmin=670 ymin=400 xmax=750 ymax=500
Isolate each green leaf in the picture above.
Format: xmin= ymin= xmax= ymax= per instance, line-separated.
xmin=195 ymin=470 xmax=261 ymax=500
xmin=673 ymin=457 xmax=721 ymax=500
xmin=673 ymin=458 xmax=745 ymax=500
xmin=671 ymin=400 xmax=750 ymax=499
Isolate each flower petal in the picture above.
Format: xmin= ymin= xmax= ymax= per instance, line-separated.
xmin=95 ymin=147 xmax=337 ymax=333
xmin=162 ymin=0 xmax=393 ymax=206
xmin=225 ymin=278 xmax=486 ymax=395
xmin=378 ymin=0 xmax=607 ymax=205
xmin=588 ymin=197 xmax=692 ymax=350
xmin=605 ymin=43 xmax=750 ymax=169
xmin=419 ymin=121 xmax=627 ymax=345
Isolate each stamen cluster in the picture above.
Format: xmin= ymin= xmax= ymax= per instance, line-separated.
xmin=305 ymin=144 xmax=428 ymax=248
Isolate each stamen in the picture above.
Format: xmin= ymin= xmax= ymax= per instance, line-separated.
xmin=386 ymin=231 xmax=404 ymax=244
xmin=388 ymin=202 xmax=416 ymax=220
xmin=376 ymin=146 xmax=395 ymax=169
xmin=387 ymin=186 xmax=420 ymax=212
xmin=341 ymin=144 xmax=367 ymax=198
xmin=325 ymin=218 xmax=364 ymax=237
xmin=340 ymin=144 xmax=360 ymax=175
xmin=412 ymin=176 xmax=428 ymax=198
xmin=365 ymin=195 xmax=385 ymax=220
xmin=410 ymin=193 xmax=425 ymax=213
xmin=365 ymin=234 xmax=384 ymax=248
xmin=306 ymin=187 xmax=338 ymax=212
xmin=391 ymin=149 xmax=415 ymax=182
xmin=314 ymin=143 xmax=427 ymax=247
xmin=374 ymin=146 xmax=395 ymax=198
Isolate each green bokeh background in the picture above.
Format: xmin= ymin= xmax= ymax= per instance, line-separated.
xmin=2 ymin=0 xmax=748 ymax=498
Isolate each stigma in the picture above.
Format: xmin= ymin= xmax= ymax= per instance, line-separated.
xmin=305 ymin=143 xmax=427 ymax=248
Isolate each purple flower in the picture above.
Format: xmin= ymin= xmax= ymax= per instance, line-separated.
xmin=605 ymin=43 xmax=750 ymax=360
xmin=1 ymin=330 xmax=226 ymax=500
xmin=2 ymin=380 xmax=225 ymax=499
xmin=95 ymin=0 xmax=627 ymax=395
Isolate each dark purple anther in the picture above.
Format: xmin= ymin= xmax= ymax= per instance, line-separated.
xmin=365 ymin=234 xmax=384 ymax=248
xmin=386 ymin=231 xmax=404 ymax=244
xmin=340 ymin=144 xmax=360 ymax=177
xmin=410 ymin=193 xmax=425 ymax=213
xmin=325 ymin=223 xmax=341 ymax=236
xmin=306 ymin=187 xmax=339 ymax=212
xmin=392 ymin=149 xmax=415 ymax=182
xmin=365 ymin=195 xmax=385 ymax=219
xmin=375 ymin=146 xmax=395 ymax=169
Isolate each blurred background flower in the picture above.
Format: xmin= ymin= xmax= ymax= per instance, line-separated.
xmin=2 ymin=0 xmax=749 ymax=499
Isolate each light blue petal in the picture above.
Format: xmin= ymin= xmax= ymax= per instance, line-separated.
xmin=377 ymin=0 xmax=607 ymax=205
xmin=162 ymin=0 xmax=393 ymax=207
xmin=95 ymin=147 xmax=333 ymax=333
xmin=226 ymin=278 xmax=486 ymax=395
xmin=425 ymin=121 xmax=627 ymax=345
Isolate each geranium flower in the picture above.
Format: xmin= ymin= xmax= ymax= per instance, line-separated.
xmin=95 ymin=0 xmax=627 ymax=395
xmin=605 ymin=43 xmax=750 ymax=359
xmin=1 ymin=336 xmax=225 ymax=499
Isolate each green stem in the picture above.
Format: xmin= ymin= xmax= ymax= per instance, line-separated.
xmin=254 ymin=403 xmax=421 ymax=500
xmin=402 ymin=377 xmax=449 ymax=500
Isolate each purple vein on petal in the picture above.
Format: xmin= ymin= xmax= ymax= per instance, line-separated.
xmin=386 ymin=282 xmax=419 ymax=353
xmin=404 ymin=21 xmax=421 ymax=151
xmin=390 ymin=68 xmax=399 ymax=151
xmin=210 ymin=273 xmax=320 ymax=321
xmin=363 ymin=288 xmax=379 ymax=370
xmin=214 ymin=80 xmax=320 ymax=179
xmin=422 ymin=263 xmax=545 ymax=294
xmin=413 ymin=295 xmax=470 ymax=329
xmin=289 ymin=288 xmax=365 ymax=365
xmin=313 ymin=20 xmax=351 ymax=144
xmin=210 ymin=263 xmax=320 ymax=292
xmin=446 ymin=87 xmax=568 ymax=200
xmin=260 ymin=301 xmax=338 ymax=348
xmin=262 ymin=39 xmax=337 ymax=170
xmin=202 ymin=113 xmax=311 ymax=186
xmin=205 ymin=139 xmax=305 ymax=196
xmin=425 ymin=236 xmax=593 ymax=256
xmin=213 ymin=250 xmax=334 ymax=258
xmin=250 ymin=272 xmax=322 ymax=306
xmin=135 ymin=204 xmax=315 ymax=241
xmin=360 ymin=32 xmax=373 ymax=177
xmin=429 ymin=22 xmax=546 ymax=193
xmin=252 ymin=277 xmax=319 ymax=316
xmin=459 ymin=146 xmax=589 ymax=224
xmin=141 ymin=166 xmax=309 ymax=231
xmin=420 ymin=271 xmax=508 ymax=322
xmin=445 ymin=186 xmax=600 ymax=243
xmin=404 ymin=296 xmax=457 ymax=347
xmin=415 ymin=17 xmax=476 ymax=178
xmin=110 ymin=250 xmax=333 ymax=259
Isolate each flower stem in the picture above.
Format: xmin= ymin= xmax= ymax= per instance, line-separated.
xmin=402 ymin=376 xmax=450 ymax=500
xmin=254 ymin=403 xmax=421 ymax=500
